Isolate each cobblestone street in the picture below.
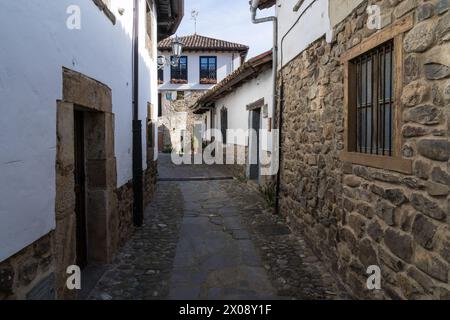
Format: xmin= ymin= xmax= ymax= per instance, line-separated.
xmin=89 ymin=155 xmax=348 ymax=300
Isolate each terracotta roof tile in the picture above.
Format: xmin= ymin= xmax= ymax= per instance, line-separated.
xmin=158 ymin=34 xmax=249 ymax=53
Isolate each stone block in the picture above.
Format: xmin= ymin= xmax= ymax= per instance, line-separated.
xmin=403 ymin=104 xmax=442 ymax=125
xmin=384 ymin=228 xmax=414 ymax=262
xmin=401 ymin=81 xmax=430 ymax=107
xmin=412 ymin=214 xmax=438 ymax=249
xmin=410 ymin=193 xmax=446 ymax=221
xmin=404 ymin=20 xmax=437 ymax=53
xmin=414 ymin=245 xmax=449 ymax=282
xmin=417 ymin=139 xmax=450 ymax=162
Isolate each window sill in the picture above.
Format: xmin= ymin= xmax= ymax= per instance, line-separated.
xmin=339 ymin=151 xmax=412 ymax=174
xmin=171 ymin=80 xmax=188 ymax=84
xmin=200 ymin=80 xmax=217 ymax=85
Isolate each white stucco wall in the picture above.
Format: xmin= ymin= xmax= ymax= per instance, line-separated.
xmin=276 ymin=0 xmax=365 ymax=68
xmin=276 ymin=0 xmax=331 ymax=68
xmin=0 ymin=0 xmax=158 ymax=262
xmin=158 ymin=51 xmax=242 ymax=91
xmin=210 ymin=68 xmax=273 ymax=154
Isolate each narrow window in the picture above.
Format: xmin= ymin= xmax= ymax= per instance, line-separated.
xmin=177 ymin=91 xmax=185 ymax=100
xmin=200 ymin=56 xmax=217 ymax=84
xmin=158 ymin=93 xmax=162 ymax=117
xmin=220 ymin=107 xmax=228 ymax=144
xmin=171 ymin=56 xmax=188 ymax=84
xmin=158 ymin=68 xmax=164 ymax=84
xmin=351 ymin=40 xmax=394 ymax=156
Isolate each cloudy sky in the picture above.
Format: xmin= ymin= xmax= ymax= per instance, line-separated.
xmin=175 ymin=0 xmax=275 ymax=59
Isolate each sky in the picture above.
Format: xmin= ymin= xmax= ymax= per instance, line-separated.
xmin=175 ymin=0 xmax=275 ymax=59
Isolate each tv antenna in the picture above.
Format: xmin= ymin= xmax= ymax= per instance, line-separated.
xmin=191 ymin=10 xmax=199 ymax=34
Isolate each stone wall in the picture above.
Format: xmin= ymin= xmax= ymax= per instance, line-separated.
xmin=158 ymin=90 xmax=206 ymax=152
xmin=144 ymin=160 xmax=158 ymax=206
xmin=0 ymin=234 xmax=54 ymax=300
xmin=1 ymin=69 xmax=159 ymax=300
xmin=113 ymin=162 xmax=158 ymax=250
xmin=278 ymin=0 xmax=449 ymax=299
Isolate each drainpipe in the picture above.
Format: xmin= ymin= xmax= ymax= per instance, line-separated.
xmin=132 ymin=0 xmax=144 ymax=227
xmin=250 ymin=0 xmax=280 ymax=213
xmin=250 ymin=0 xmax=277 ymax=132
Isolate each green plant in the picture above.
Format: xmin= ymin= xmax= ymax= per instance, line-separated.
xmin=259 ymin=182 xmax=276 ymax=208
xmin=162 ymin=145 xmax=173 ymax=154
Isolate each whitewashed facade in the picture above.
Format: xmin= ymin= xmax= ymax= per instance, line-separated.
xmin=0 ymin=0 xmax=183 ymax=299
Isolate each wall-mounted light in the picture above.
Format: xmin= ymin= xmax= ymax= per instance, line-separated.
xmin=157 ymin=36 xmax=184 ymax=70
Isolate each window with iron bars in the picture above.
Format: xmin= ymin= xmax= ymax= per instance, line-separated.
xmin=200 ymin=56 xmax=217 ymax=84
xmin=351 ymin=40 xmax=394 ymax=156
xmin=171 ymin=56 xmax=188 ymax=84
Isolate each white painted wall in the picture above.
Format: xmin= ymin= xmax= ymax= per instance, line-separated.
xmin=275 ymin=0 xmax=365 ymax=68
xmin=276 ymin=0 xmax=331 ymax=69
xmin=0 ymin=0 xmax=159 ymax=262
xmin=210 ymin=68 xmax=273 ymax=154
xmin=158 ymin=51 xmax=241 ymax=91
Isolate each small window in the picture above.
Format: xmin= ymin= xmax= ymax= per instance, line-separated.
xmin=351 ymin=40 xmax=394 ymax=156
xmin=158 ymin=93 xmax=162 ymax=117
xmin=200 ymin=56 xmax=217 ymax=84
xmin=220 ymin=107 xmax=228 ymax=144
xmin=177 ymin=91 xmax=185 ymax=100
xmin=171 ymin=56 xmax=188 ymax=84
xmin=158 ymin=68 xmax=164 ymax=84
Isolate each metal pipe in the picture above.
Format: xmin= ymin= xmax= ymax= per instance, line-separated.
xmin=132 ymin=0 xmax=144 ymax=227
xmin=250 ymin=0 xmax=278 ymax=182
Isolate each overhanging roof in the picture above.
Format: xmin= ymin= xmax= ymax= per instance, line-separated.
xmin=158 ymin=34 xmax=249 ymax=54
xmin=155 ymin=0 xmax=184 ymax=40
xmin=257 ymin=0 xmax=276 ymax=9
xmin=192 ymin=50 xmax=273 ymax=114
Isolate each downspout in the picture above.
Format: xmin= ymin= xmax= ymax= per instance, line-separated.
xmin=132 ymin=0 xmax=144 ymax=227
xmin=250 ymin=0 xmax=279 ymax=213
xmin=250 ymin=0 xmax=277 ymax=133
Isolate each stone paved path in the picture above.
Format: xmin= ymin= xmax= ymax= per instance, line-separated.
xmin=88 ymin=155 xmax=348 ymax=300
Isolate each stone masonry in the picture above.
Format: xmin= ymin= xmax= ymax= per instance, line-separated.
xmin=278 ymin=0 xmax=449 ymax=299
xmin=159 ymin=90 xmax=205 ymax=152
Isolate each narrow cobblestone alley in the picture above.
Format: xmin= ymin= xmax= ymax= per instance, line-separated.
xmin=88 ymin=155 xmax=348 ymax=300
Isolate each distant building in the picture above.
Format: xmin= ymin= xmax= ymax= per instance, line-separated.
xmin=157 ymin=34 xmax=249 ymax=153
xmin=192 ymin=51 xmax=274 ymax=185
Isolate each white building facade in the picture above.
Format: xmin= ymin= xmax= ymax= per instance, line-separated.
xmin=192 ymin=51 xmax=274 ymax=184
xmin=0 ymin=0 xmax=183 ymax=299
xmin=157 ymin=34 xmax=248 ymax=153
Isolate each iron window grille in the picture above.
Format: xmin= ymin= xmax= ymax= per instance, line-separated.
xmin=158 ymin=68 xmax=164 ymax=84
xmin=200 ymin=56 xmax=217 ymax=84
xmin=171 ymin=56 xmax=188 ymax=83
xmin=351 ymin=40 xmax=394 ymax=156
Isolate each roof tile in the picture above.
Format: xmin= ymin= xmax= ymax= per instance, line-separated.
xmin=158 ymin=34 xmax=249 ymax=53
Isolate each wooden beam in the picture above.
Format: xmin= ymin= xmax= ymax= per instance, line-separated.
xmin=340 ymin=14 xmax=414 ymax=63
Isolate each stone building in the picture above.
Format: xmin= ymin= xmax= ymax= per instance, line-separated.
xmin=0 ymin=0 xmax=183 ymax=299
xmin=157 ymin=34 xmax=249 ymax=153
xmin=254 ymin=0 xmax=450 ymax=299
xmin=192 ymin=51 xmax=276 ymax=185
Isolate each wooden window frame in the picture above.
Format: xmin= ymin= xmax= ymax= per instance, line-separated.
xmin=171 ymin=56 xmax=188 ymax=84
xmin=340 ymin=14 xmax=414 ymax=174
xmin=199 ymin=56 xmax=218 ymax=84
xmin=158 ymin=68 xmax=164 ymax=85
